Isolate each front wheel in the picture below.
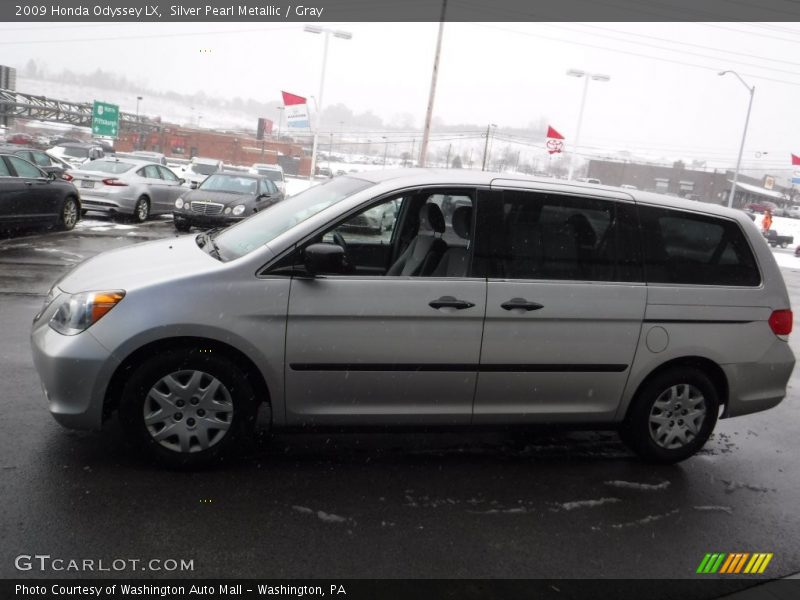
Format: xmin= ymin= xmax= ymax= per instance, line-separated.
xmin=118 ymin=347 xmax=258 ymax=468
xmin=60 ymin=197 xmax=79 ymax=231
xmin=620 ymin=366 xmax=719 ymax=464
xmin=132 ymin=196 xmax=150 ymax=223
xmin=174 ymin=219 xmax=192 ymax=233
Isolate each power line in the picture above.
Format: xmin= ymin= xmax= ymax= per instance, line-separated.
xmin=471 ymin=23 xmax=800 ymax=87
xmin=568 ymin=22 xmax=800 ymax=68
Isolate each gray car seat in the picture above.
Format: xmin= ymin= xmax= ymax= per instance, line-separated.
xmin=387 ymin=203 xmax=447 ymax=276
xmin=432 ymin=205 xmax=473 ymax=277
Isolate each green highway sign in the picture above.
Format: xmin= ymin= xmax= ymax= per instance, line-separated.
xmin=91 ymin=100 xmax=119 ymax=138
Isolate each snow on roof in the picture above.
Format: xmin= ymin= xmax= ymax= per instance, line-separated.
xmin=729 ymin=180 xmax=787 ymax=200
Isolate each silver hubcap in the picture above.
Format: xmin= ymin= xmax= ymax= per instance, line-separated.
xmin=143 ymin=370 xmax=234 ymax=454
xmin=63 ymin=201 xmax=77 ymax=227
xmin=137 ymin=199 xmax=148 ymax=220
xmin=649 ymin=384 xmax=707 ymax=449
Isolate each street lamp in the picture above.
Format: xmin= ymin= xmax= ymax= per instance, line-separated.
xmin=276 ymin=106 xmax=284 ymax=138
xmin=719 ymin=70 xmax=755 ymax=209
xmin=304 ymin=25 xmax=352 ymax=180
xmin=135 ymin=96 xmax=143 ymax=150
xmin=565 ymin=69 xmax=610 ymax=180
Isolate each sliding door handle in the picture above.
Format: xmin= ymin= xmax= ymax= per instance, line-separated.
xmin=501 ymin=298 xmax=544 ymax=311
xmin=429 ymin=296 xmax=475 ymax=310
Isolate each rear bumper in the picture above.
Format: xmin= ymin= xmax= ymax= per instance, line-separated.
xmin=80 ymin=193 xmax=136 ymax=215
xmin=722 ymin=340 xmax=795 ymax=418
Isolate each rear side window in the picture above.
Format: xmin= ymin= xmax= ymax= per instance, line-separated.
xmin=473 ymin=189 xmax=642 ymax=282
xmin=639 ymin=205 xmax=760 ymax=286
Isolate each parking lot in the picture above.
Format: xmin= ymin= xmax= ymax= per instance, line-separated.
xmin=1 ymin=216 xmax=799 ymax=581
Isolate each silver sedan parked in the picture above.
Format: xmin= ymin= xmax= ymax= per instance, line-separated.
xmin=67 ymin=158 xmax=185 ymax=222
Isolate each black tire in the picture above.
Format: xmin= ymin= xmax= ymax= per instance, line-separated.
xmin=174 ymin=219 xmax=192 ymax=233
xmin=132 ymin=196 xmax=150 ymax=223
xmin=118 ymin=346 xmax=258 ymax=468
xmin=781 ymin=242 xmax=788 ymax=249
xmin=620 ymin=366 xmax=719 ymax=464
xmin=59 ymin=196 xmax=79 ymax=231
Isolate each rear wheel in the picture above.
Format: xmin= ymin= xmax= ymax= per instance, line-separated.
xmin=132 ymin=196 xmax=150 ymax=223
xmin=781 ymin=242 xmax=788 ymax=249
xmin=60 ymin=197 xmax=78 ymax=231
xmin=118 ymin=347 xmax=258 ymax=468
xmin=620 ymin=366 xmax=719 ymax=464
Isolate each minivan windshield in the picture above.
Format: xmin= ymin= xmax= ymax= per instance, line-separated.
xmin=212 ymin=176 xmax=373 ymax=261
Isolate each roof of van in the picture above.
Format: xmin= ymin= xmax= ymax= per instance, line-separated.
xmin=350 ymin=168 xmax=742 ymax=220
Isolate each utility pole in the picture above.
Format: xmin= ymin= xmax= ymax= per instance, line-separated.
xmin=445 ymin=144 xmax=452 ymax=168
xmin=481 ymin=124 xmax=496 ymax=171
xmin=418 ymin=0 xmax=447 ymax=167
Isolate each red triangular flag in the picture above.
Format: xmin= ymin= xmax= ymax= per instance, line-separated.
xmin=792 ymin=153 xmax=800 ymax=166
xmin=281 ymin=91 xmax=306 ymax=106
xmin=546 ymin=126 xmax=564 ymax=140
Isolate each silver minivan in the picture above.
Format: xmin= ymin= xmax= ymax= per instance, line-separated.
xmin=31 ymin=170 xmax=795 ymax=467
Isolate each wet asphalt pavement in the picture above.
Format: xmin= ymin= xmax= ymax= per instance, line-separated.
xmin=1 ymin=216 xmax=799 ymax=583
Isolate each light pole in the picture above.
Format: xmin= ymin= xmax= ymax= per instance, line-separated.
xmin=481 ymin=123 xmax=497 ymax=171
xmin=382 ymin=136 xmax=388 ymax=168
xmin=304 ymin=25 xmax=352 ymax=180
xmin=135 ymin=96 xmax=142 ymax=150
xmin=719 ymin=70 xmax=755 ymax=209
xmin=565 ymin=69 xmax=610 ymax=180
xmin=276 ymin=105 xmax=284 ymax=138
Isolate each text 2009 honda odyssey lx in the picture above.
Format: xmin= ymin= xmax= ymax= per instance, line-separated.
xmin=31 ymin=170 xmax=795 ymax=467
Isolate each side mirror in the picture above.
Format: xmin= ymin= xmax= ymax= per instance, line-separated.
xmin=304 ymin=243 xmax=346 ymax=276
xmin=190 ymin=181 xmax=198 ymax=190
xmin=178 ymin=178 xmax=185 ymax=185
xmin=47 ymin=171 xmax=57 ymax=181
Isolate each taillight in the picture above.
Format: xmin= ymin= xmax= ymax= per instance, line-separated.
xmin=768 ymin=309 xmax=793 ymax=337
xmin=102 ymin=178 xmax=128 ymax=186
xmin=62 ymin=173 xmax=73 ymax=181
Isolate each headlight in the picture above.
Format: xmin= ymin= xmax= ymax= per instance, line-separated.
xmin=232 ymin=205 xmax=245 ymax=216
xmin=34 ymin=284 xmax=62 ymax=322
xmin=175 ymin=198 xmax=184 ymax=209
xmin=49 ymin=290 xmax=125 ymax=336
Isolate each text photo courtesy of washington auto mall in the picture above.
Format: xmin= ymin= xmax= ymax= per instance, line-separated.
xmin=2 ymin=1 xmax=800 ymax=599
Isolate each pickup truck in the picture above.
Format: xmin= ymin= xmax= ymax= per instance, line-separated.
xmin=763 ymin=229 xmax=794 ymax=248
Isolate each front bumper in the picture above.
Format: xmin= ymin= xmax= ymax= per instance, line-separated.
xmin=173 ymin=212 xmax=244 ymax=228
xmin=31 ymin=312 xmax=119 ymax=430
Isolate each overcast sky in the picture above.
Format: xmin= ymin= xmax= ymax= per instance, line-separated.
xmin=3 ymin=21 xmax=800 ymax=172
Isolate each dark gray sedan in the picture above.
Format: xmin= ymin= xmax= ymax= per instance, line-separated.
xmin=172 ymin=172 xmax=283 ymax=232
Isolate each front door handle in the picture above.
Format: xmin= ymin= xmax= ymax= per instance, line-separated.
xmin=429 ymin=296 xmax=475 ymax=310
xmin=501 ymin=298 xmax=544 ymax=311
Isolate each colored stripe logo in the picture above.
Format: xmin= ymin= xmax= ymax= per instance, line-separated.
xmin=697 ymin=553 xmax=773 ymax=574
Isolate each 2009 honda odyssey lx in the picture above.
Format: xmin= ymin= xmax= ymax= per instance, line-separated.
xmin=31 ymin=170 xmax=795 ymax=467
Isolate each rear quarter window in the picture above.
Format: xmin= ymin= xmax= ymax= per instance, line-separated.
xmin=639 ymin=205 xmax=760 ymax=287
